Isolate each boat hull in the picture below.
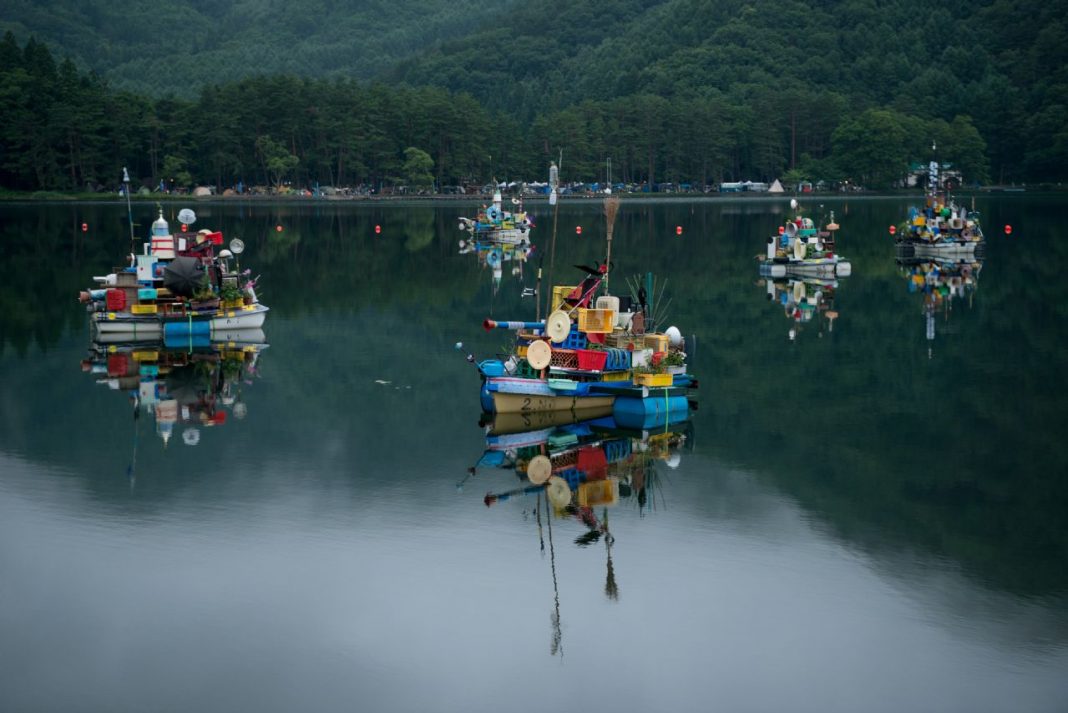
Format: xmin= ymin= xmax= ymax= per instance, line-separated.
xmin=760 ymin=258 xmax=851 ymax=279
xmin=897 ymin=240 xmax=982 ymax=259
xmin=492 ymin=391 xmax=615 ymax=414
xmin=92 ymin=304 xmax=269 ymax=335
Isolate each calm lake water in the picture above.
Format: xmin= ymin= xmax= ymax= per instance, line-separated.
xmin=1 ymin=195 xmax=1066 ymax=713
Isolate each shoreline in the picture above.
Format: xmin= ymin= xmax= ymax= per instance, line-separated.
xmin=0 ymin=185 xmax=1054 ymax=204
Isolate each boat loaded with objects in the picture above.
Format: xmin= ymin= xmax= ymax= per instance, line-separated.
xmin=473 ymin=197 xmax=696 ymax=426
xmin=759 ymin=198 xmax=851 ymax=280
xmin=79 ymin=207 xmax=268 ymax=337
xmin=895 ymin=157 xmax=984 ymax=260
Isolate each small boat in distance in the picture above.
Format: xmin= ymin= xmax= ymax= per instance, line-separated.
xmin=457 ymin=189 xmax=534 ymax=252
xmin=80 ymin=207 xmax=268 ymax=337
xmin=896 ymin=158 xmax=984 ymax=258
xmin=759 ymin=199 xmax=852 ymax=280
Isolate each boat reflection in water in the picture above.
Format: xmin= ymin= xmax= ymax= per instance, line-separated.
xmin=459 ymin=240 xmax=534 ymax=292
xmin=457 ymin=190 xmax=535 ymax=293
xmin=81 ymin=329 xmax=267 ymax=449
xmin=463 ymin=406 xmax=693 ymax=655
xmin=897 ymin=252 xmax=983 ymax=358
xmin=761 ymin=275 xmax=841 ymax=341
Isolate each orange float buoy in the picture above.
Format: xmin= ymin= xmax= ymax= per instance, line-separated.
xmin=778 ymin=226 xmax=784 ymax=235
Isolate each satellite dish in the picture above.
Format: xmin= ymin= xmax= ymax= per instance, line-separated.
xmin=784 ymin=222 xmax=799 ymax=238
xmin=527 ymin=455 xmax=552 ymax=485
xmin=526 ymin=340 xmax=552 ymax=370
xmin=546 ymin=476 xmax=571 ymax=508
xmin=177 ymin=208 xmax=196 ymax=225
xmin=229 ymin=238 xmax=245 ymax=255
xmin=546 ymin=310 xmax=571 ymax=343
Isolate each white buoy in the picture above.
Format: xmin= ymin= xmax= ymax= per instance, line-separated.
xmin=665 ymin=326 xmax=682 ymax=347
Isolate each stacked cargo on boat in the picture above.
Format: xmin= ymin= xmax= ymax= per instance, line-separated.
xmin=476 ymin=266 xmax=696 ymax=429
xmin=79 ymin=208 xmax=268 ymax=337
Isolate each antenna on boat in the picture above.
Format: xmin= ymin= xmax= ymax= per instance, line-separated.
xmin=546 ymin=153 xmax=562 ymax=316
xmin=603 ymin=195 xmax=620 ymax=294
xmin=123 ymin=167 xmax=135 ymax=245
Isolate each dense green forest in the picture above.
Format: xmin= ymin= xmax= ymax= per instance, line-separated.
xmin=1 ymin=0 xmax=1066 ymax=191
xmin=0 ymin=0 xmax=517 ymax=95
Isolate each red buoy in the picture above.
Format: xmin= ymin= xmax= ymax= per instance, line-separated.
xmin=575 ymin=226 xmax=582 ymax=235
xmin=181 ymin=223 xmax=188 ymax=232
xmin=81 ymin=222 xmax=88 ymax=232
xmin=675 ymin=226 xmax=683 ymax=235
xmin=1004 ymin=224 xmax=1012 ymax=235
xmin=889 ymin=225 xmax=897 ymax=235
xmin=374 ymin=224 xmax=381 ymax=234
xmin=778 ymin=226 xmax=785 ymax=235
xmin=275 ymin=225 xmax=283 ymax=232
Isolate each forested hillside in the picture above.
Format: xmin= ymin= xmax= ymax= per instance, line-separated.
xmin=0 ymin=0 xmax=516 ymax=94
xmin=390 ymin=0 xmax=1068 ymax=183
xmin=1 ymin=0 xmax=1066 ymax=189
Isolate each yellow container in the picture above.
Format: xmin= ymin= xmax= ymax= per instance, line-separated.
xmin=913 ymin=216 xmax=926 ymax=226
xmin=578 ymin=308 xmax=615 ymax=333
xmin=635 ymin=372 xmax=673 ymax=387
xmin=551 ymin=285 xmax=577 ymax=310
xmin=132 ymin=350 xmax=159 ymax=362
xmin=644 ymin=334 xmax=669 ymax=352
xmin=516 ymin=344 xmax=528 ymax=358
xmin=601 ymin=370 xmax=631 ymax=382
xmin=577 ymin=479 xmax=618 ymax=507
xmin=130 ymin=304 xmax=158 ymax=315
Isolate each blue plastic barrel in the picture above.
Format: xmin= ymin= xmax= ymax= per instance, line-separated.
xmin=163 ymin=320 xmax=210 ymax=339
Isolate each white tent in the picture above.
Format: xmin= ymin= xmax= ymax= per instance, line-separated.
xmin=768 ymin=179 xmax=785 ymax=193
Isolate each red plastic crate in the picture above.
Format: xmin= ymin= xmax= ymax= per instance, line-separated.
xmin=107 ymin=353 xmax=129 ymax=377
xmin=576 ymin=349 xmax=607 ymax=371
xmin=105 ymin=288 xmax=126 ymax=311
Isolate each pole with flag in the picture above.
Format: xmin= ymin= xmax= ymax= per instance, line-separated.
xmin=546 ymin=153 xmax=561 ymax=316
